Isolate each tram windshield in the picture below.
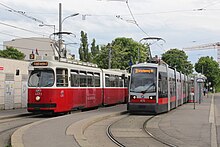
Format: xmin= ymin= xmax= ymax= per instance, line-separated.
xmin=130 ymin=67 xmax=157 ymax=93
xmin=28 ymin=69 xmax=55 ymax=87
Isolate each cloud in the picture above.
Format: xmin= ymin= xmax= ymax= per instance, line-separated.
xmin=0 ymin=0 xmax=220 ymax=63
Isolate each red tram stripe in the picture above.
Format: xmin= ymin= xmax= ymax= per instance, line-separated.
xmin=158 ymin=97 xmax=168 ymax=104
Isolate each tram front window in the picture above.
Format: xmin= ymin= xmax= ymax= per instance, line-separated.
xmin=28 ymin=69 xmax=55 ymax=87
xmin=130 ymin=67 xmax=156 ymax=93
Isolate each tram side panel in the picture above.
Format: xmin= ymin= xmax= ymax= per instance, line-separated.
xmin=102 ymin=70 xmax=127 ymax=105
xmin=157 ymin=66 xmax=169 ymax=113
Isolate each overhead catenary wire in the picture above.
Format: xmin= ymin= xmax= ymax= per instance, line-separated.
xmin=199 ymin=1 xmax=220 ymax=9
xmin=124 ymin=0 xmax=165 ymax=51
xmin=125 ymin=0 xmax=149 ymax=37
xmin=0 ymin=21 xmax=47 ymax=36
xmin=0 ymin=2 xmax=44 ymax=24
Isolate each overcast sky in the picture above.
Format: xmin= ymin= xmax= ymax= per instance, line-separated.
xmin=0 ymin=0 xmax=220 ymax=64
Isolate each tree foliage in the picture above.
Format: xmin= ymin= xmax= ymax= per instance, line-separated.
xmin=90 ymin=38 xmax=99 ymax=63
xmin=195 ymin=56 xmax=220 ymax=87
xmin=161 ymin=48 xmax=193 ymax=74
xmin=0 ymin=46 xmax=25 ymax=60
xmin=79 ymin=31 xmax=90 ymax=62
xmin=95 ymin=37 xmax=149 ymax=70
xmin=79 ymin=31 xmax=100 ymax=63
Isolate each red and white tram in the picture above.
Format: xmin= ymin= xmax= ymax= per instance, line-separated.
xmin=127 ymin=61 xmax=189 ymax=114
xmin=27 ymin=59 xmax=128 ymax=114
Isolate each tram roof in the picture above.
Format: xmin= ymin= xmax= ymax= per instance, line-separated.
xmin=29 ymin=58 xmax=129 ymax=75
xmin=29 ymin=59 xmax=102 ymax=72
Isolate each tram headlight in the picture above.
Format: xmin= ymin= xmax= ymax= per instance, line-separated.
xmin=130 ymin=95 xmax=137 ymax=100
xmin=36 ymin=96 xmax=41 ymax=101
xmin=149 ymin=96 xmax=156 ymax=100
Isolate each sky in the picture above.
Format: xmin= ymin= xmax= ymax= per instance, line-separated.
xmin=0 ymin=0 xmax=220 ymax=64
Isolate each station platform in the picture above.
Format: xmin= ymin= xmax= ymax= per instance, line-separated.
xmin=146 ymin=93 xmax=218 ymax=147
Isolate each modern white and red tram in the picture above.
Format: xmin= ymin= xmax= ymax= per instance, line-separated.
xmin=27 ymin=59 xmax=129 ymax=114
xmin=127 ymin=61 xmax=189 ymax=114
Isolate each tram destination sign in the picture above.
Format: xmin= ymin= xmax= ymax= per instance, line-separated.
xmin=135 ymin=69 xmax=154 ymax=74
xmin=32 ymin=62 xmax=48 ymax=66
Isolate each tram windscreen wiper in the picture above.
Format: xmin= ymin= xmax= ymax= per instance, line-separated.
xmin=141 ymin=83 xmax=155 ymax=94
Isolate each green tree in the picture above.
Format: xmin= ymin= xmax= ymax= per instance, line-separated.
xmin=90 ymin=38 xmax=99 ymax=63
xmin=94 ymin=37 xmax=149 ymax=69
xmin=161 ymin=48 xmax=193 ymax=74
xmin=0 ymin=46 xmax=25 ymax=60
xmin=195 ymin=56 xmax=220 ymax=88
xmin=79 ymin=31 xmax=90 ymax=62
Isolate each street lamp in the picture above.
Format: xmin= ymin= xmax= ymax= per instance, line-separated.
xmin=58 ymin=3 xmax=79 ymax=60
xmin=138 ymin=37 xmax=165 ymax=63
xmin=39 ymin=24 xmax=56 ymax=39
xmin=61 ymin=13 xmax=79 ymax=24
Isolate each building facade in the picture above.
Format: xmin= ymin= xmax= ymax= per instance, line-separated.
xmin=3 ymin=37 xmax=58 ymax=60
xmin=0 ymin=57 xmax=29 ymax=109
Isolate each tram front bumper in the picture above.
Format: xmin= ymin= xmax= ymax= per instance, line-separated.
xmin=127 ymin=102 xmax=158 ymax=113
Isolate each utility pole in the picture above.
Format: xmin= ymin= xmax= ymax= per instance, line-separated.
xmin=58 ymin=3 xmax=62 ymax=60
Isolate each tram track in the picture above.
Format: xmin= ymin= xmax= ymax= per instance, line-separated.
xmin=106 ymin=114 xmax=155 ymax=147
xmin=0 ymin=113 xmax=42 ymax=124
xmin=106 ymin=115 xmax=128 ymax=147
xmin=0 ymin=113 xmax=51 ymax=147
xmin=143 ymin=116 xmax=178 ymax=147
xmin=106 ymin=114 xmax=179 ymax=147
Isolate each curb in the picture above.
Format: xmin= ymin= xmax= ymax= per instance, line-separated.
xmin=66 ymin=111 xmax=127 ymax=146
xmin=11 ymin=115 xmax=67 ymax=147
xmin=11 ymin=111 xmax=127 ymax=147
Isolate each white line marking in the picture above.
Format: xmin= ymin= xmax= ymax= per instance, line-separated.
xmin=209 ymin=95 xmax=217 ymax=147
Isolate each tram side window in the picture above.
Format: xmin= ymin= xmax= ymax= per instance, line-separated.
xmin=87 ymin=72 xmax=94 ymax=87
xmin=56 ymin=68 xmax=68 ymax=87
xmin=105 ymin=75 xmax=110 ymax=87
xmin=80 ymin=72 xmax=87 ymax=87
xmin=183 ymin=81 xmax=186 ymax=93
xmin=71 ymin=70 xmax=79 ymax=87
xmin=119 ymin=77 xmax=123 ymax=87
xmin=110 ymin=75 xmax=116 ymax=87
xmin=94 ymin=73 xmax=100 ymax=87
xmin=124 ymin=77 xmax=129 ymax=88
xmin=158 ymin=72 xmax=168 ymax=98
xmin=115 ymin=76 xmax=120 ymax=87
xmin=170 ymin=78 xmax=175 ymax=97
